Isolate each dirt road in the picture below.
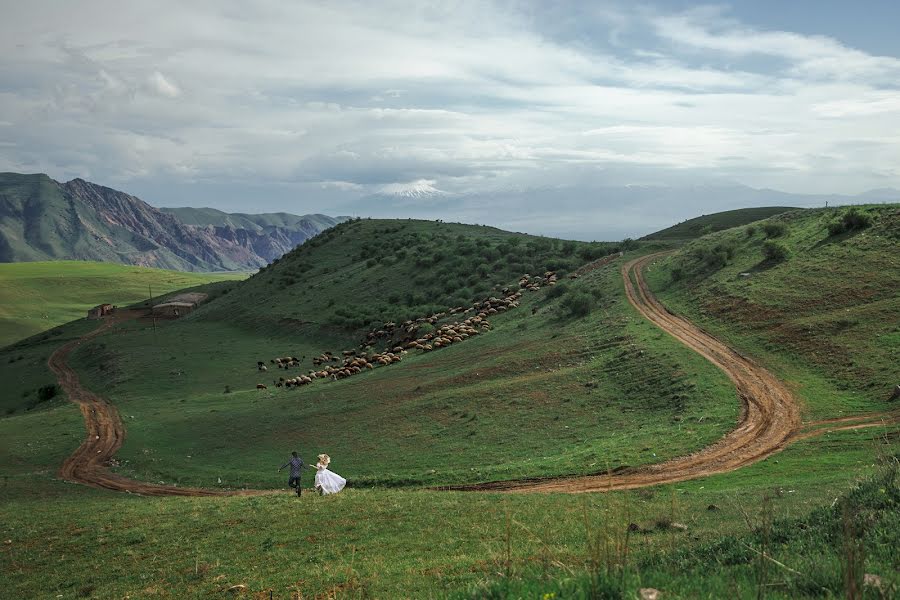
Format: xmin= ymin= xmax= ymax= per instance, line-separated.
xmin=51 ymin=311 xmax=259 ymax=496
xmin=53 ymin=256 xmax=895 ymax=496
xmin=449 ymin=253 xmax=893 ymax=493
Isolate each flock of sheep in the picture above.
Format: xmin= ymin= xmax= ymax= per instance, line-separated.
xmin=255 ymin=270 xmax=559 ymax=390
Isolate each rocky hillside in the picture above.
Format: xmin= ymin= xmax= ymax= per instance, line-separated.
xmin=0 ymin=173 xmax=343 ymax=271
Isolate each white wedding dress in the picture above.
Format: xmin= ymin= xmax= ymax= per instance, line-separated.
xmin=314 ymin=462 xmax=346 ymax=495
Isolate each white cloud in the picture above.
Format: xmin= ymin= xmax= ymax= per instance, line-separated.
xmin=0 ymin=0 xmax=898 ymax=229
xmin=147 ymin=71 xmax=180 ymax=98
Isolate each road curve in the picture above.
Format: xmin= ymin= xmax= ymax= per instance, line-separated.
xmin=51 ymin=311 xmax=261 ymax=497
xmin=449 ymin=252 xmax=806 ymax=493
xmin=53 ymin=256 xmax=895 ymax=496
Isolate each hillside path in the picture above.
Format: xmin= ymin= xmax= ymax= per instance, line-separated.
xmin=449 ymin=253 xmax=894 ymax=493
xmin=51 ymin=310 xmax=261 ymax=496
xmin=53 ymin=255 xmax=896 ymax=496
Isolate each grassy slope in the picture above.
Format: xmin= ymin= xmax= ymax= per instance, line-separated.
xmin=60 ymin=219 xmax=734 ymax=488
xmin=643 ymin=206 xmax=797 ymax=241
xmin=0 ymin=261 xmax=245 ymax=349
xmin=3 ymin=215 xmax=898 ymax=598
xmin=645 ymin=204 xmax=900 ymax=421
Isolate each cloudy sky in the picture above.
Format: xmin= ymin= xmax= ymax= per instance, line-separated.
xmin=2 ymin=1 xmax=899 ymax=239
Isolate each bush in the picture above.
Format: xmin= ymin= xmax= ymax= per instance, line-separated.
xmin=37 ymin=384 xmax=59 ymax=402
xmin=762 ymin=222 xmax=787 ymax=238
xmin=745 ymin=225 xmax=756 ymax=237
xmin=546 ymin=283 xmax=568 ymax=299
xmin=828 ymin=208 xmax=873 ymax=236
xmin=561 ymin=290 xmax=594 ymax=317
xmin=762 ymin=240 xmax=789 ymax=262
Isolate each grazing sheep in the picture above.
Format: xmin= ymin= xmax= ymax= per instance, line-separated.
xmin=256 ymin=384 xmax=267 ymax=390
xmin=258 ymin=365 xmax=268 ymax=372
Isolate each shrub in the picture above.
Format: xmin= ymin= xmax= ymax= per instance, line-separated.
xmin=762 ymin=222 xmax=787 ymax=238
xmin=561 ymin=290 xmax=594 ymax=317
xmin=546 ymin=283 xmax=568 ymax=299
xmin=762 ymin=240 xmax=789 ymax=262
xmin=745 ymin=225 xmax=756 ymax=237
xmin=37 ymin=384 xmax=59 ymax=402
xmin=670 ymin=266 xmax=684 ymax=281
xmin=828 ymin=208 xmax=873 ymax=236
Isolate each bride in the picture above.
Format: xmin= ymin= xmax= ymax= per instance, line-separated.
xmin=312 ymin=454 xmax=346 ymax=495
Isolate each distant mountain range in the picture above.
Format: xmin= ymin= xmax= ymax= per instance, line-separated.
xmin=0 ymin=173 xmax=346 ymax=272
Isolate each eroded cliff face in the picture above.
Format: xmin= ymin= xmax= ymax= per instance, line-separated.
xmin=0 ymin=173 xmax=340 ymax=271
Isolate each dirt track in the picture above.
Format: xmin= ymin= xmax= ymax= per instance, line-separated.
xmin=51 ymin=311 xmax=260 ymax=497
xmin=53 ymin=255 xmax=896 ymax=496
xmin=449 ymin=253 xmax=895 ymax=493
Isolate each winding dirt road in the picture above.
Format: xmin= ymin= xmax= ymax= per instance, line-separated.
xmin=53 ymin=254 xmax=896 ymax=496
xmin=51 ymin=311 xmax=259 ymax=497
xmin=450 ymin=253 xmax=895 ymax=493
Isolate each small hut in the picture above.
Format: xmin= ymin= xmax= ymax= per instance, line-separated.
xmin=152 ymin=301 xmax=195 ymax=318
xmin=87 ymin=304 xmax=114 ymax=320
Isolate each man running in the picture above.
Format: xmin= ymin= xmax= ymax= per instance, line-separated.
xmin=278 ymin=451 xmax=304 ymax=496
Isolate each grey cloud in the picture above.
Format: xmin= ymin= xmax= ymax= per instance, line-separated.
xmin=1 ymin=1 xmax=899 ymax=238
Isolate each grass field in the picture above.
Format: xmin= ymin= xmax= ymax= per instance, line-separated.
xmin=2 ymin=404 xmax=895 ymax=597
xmin=0 ymin=261 xmax=245 ymax=348
xmin=1 ymin=213 xmax=898 ymax=598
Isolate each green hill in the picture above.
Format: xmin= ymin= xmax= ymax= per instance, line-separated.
xmin=643 ymin=206 xmax=797 ymax=241
xmin=1 ymin=214 xmax=897 ymax=598
xmin=646 ymin=204 xmax=900 ymax=418
xmin=0 ymin=261 xmax=244 ymax=349
xmin=47 ymin=219 xmax=733 ymax=489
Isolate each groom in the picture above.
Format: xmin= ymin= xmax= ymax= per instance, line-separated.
xmin=278 ymin=451 xmax=304 ymax=496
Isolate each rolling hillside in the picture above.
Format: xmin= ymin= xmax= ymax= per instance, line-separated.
xmin=643 ymin=206 xmax=797 ymax=241
xmin=646 ymin=203 xmax=900 ymax=418
xmin=0 ymin=261 xmax=244 ymax=349
xmin=0 ymin=173 xmax=342 ymax=271
xmin=1 ymin=214 xmax=897 ymax=598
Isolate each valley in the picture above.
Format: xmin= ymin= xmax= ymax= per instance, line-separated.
xmin=1 ymin=208 xmax=897 ymax=598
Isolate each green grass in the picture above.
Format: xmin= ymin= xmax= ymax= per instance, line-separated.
xmin=643 ymin=207 xmax=798 ymax=241
xmin=62 ymin=248 xmax=736 ymax=489
xmin=203 ymin=218 xmax=635 ymax=334
xmin=645 ymin=204 xmax=900 ymax=421
xmin=0 ymin=261 xmax=245 ymax=348
xmin=2 ymin=417 xmax=894 ymax=598
xmin=2 ymin=214 xmax=898 ymax=598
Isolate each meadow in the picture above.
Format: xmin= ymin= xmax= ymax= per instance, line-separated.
xmin=0 ymin=261 xmax=245 ymax=348
xmin=1 ymin=212 xmax=898 ymax=598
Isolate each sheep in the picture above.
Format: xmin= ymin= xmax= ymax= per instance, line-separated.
xmin=256 ymin=384 xmax=267 ymax=390
xmin=258 ymin=364 xmax=268 ymax=372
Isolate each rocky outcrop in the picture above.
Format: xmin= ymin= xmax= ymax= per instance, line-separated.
xmin=0 ymin=173 xmax=342 ymax=271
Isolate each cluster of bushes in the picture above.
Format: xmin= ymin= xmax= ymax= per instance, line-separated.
xmin=762 ymin=222 xmax=787 ymax=238
xmin=827 ymin=208 xmax=873 ymax=236
xmin=546 ymin=282 xmax=601 ymax=318
xmin=690 ymin=240 xmax=737 ymax=272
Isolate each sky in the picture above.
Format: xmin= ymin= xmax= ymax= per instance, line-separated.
xmin=1 ymin=1 xmax=899 ymax=239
